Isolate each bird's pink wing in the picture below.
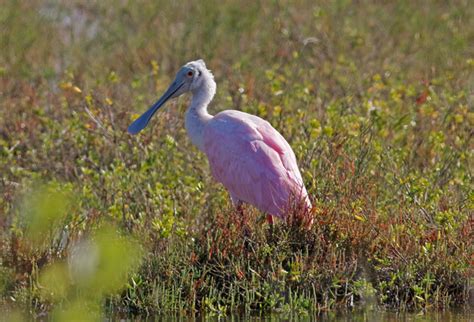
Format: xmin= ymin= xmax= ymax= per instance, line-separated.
xmin=203 ymin=110 xmax=310 ymax=217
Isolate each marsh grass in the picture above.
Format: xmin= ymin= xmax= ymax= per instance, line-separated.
xmin=0 ymin=0 xmax=473 ymax=319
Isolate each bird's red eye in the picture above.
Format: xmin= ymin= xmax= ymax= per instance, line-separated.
xmin=187 ymin=71 xmax=193 ymax=77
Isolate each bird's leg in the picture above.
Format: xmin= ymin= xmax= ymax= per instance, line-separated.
xmin=267 ymin=214 xmax=274 ymax=239
xmin=237 ymin=203 xmax=245 ymax=226
xmin=266 ymin=214 xmax=274 ymax=225
xmin=231 ymin=194 xmax=246 ymax=229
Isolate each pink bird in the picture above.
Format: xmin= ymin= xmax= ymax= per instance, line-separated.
xmin=128 ymin=60 xmax=312 ymax=224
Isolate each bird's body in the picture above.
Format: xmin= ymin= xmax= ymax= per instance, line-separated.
xmin=129 ymin=60 xmax=311 ymax=220
xmin=204 ymin=110 xmax=310 ymax=217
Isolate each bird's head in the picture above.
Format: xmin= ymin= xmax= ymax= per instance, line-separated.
xmin=128 ymin=59 xmax=213 ymax=135
xmin=183 ymin=59 xmax=214 ymax=92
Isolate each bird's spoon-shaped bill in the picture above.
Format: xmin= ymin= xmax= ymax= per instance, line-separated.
xmin=128 ymin=81 xmax=184 ymax=135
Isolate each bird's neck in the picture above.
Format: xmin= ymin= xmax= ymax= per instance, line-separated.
xmin=185 ymin=79 xmax=216 ymax=151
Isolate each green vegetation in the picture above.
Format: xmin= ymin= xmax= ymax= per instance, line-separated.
xmin=1 ymin=0 xmax=472 ymax=319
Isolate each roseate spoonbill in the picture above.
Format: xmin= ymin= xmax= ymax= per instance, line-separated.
xmin=128 ymin=60 xmax=311 ymax=223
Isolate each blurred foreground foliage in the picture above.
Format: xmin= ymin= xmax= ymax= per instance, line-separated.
xmin=0 ymin=0 xmax=473 ymax=319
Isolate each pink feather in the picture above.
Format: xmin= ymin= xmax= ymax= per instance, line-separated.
xmin=203 ymin=110 xmax=311 ymax=218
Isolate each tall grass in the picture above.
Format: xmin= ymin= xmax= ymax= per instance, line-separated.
xmin=0 ymin=0 xmax=472 ymax=318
